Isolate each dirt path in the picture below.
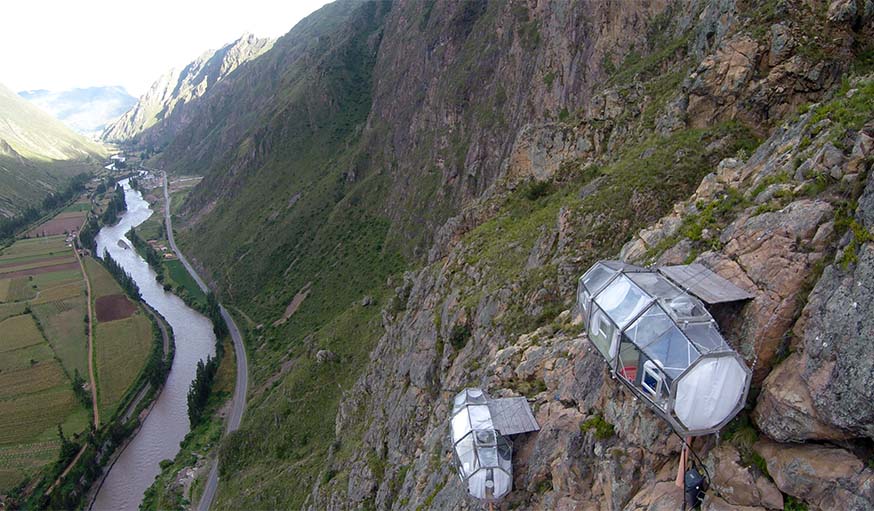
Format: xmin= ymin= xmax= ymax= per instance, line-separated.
xmin=45 ymin=444 xmax=87 ymax=495
xmin=73 ymin=219 xmax=100 ymax=427
xmin=46 ymin=213 xmax=100 ymax=496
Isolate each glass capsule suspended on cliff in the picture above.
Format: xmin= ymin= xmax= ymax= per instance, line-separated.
xmin=576 ymin=261 xmax=754 ymax=436
xmin=449 ymin=388 xmax=539 ymax=502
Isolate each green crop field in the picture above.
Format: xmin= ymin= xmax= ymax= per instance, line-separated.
xmin=0 ymin=314 xmax=46 ymax=351
xmin=31 ymin=281 xmax=83 ymax=304
xmin=0 ymin=302 xmax=27 ymax=321
xmin=84 ymin=256 xmax=125 ymax=298
xmin=164 ymin=259 xmax=206 ymax=304
xmin=94 ymin=312 xmax=153 ymax=421
xmin=62 ymin=201 xmax=91 ymax=213
xmin=31 ymin=299 xmax=88 ymax=377
xmin=0 ymin=277 xmax=36 ymax=302
xmin=0 ymin=236 xmax=68 ymax=260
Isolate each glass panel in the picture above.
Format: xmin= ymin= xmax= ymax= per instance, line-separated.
xmin=474 ymin=428 xmax=496 ymax=447
xmin=455 ymin=433 xmax=477 ymax=477
xmin=627 ymin=272 xmax=683 ymax=300
xmin=451 ymin=409 xmax=471 ymax=442
xmin=617 ymin=338 xmax=641 ymax=384
xmin=588 ymin=304 xmax=617 ymax=361
xmin=468 ymin=405 xmax=493 ymax=430
xmin=594 ymin=275 xmax=651 ymax=328
xmin=477 ymin=446 xmax=499 ymax=468
xmin=625 ymin=305 xmax=673 ymax=346
xmin=641 ymin=326 xmax=699 ymax=379
xmin=464 ymin=388 xmax=488 ymax=405
xmin=582 ymin=263 xmax=617 ymax=295
xmin=577 ymin=278 xmax=591 ymax=325
xmin=684 ymin=321 xmax=730 ymax=353
xmin=497 ymin=437 xmax=512 ymax=471
xmin=662 ymin=294 xmax=710 ymax=323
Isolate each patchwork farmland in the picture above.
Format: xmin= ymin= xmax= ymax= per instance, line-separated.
xmin=0 ymin=208 xmax=155 ymax=492
xmin=83 ymin=257 xmax=153 ymax=422
xmin=0 ymin=235 xmax=89 ymax=491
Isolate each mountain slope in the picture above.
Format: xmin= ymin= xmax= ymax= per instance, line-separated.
xmin=136 ymin=0 xmax=874 ymax=509
xmin=0 ymin=82 xmax=105 ymax=217
xmin=101 ymin=34 xmax=273 ymax=147
xmin=19 ymin=86 xmax=136 ymax=137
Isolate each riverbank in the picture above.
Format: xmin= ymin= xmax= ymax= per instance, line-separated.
xmin=0 ymin=177 xmax=174 ymax=509
xmin=90 ymin=177 xmax=217 ymax=510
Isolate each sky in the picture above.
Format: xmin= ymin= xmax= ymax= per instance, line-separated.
xmin=0 ymin=0 xmax=330 ymax=97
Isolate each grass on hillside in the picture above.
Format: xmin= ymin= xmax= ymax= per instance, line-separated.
xmin=460 ymin=121 xmax=759 ymax=335
xmin=215 ymin=293 xmax=389 ymax=509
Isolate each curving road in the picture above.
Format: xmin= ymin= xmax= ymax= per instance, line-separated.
xmin=160 ymin=172 xmax=248 ymax=511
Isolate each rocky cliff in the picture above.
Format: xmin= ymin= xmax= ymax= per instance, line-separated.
xmin=138 ymin=0 xmax=874 ymax=509
xmin=101 ymin=33 xmax=273 ymax=147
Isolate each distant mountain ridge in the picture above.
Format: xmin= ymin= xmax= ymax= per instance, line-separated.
xmin=19 ymin=86 xmax=136 ymax=137
xmin=101 ymin=33 xmax=273 ymax=147
xmin=0 ymin=82 xmax=105 ymax=217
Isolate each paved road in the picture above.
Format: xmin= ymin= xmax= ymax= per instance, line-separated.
xmin=161 ymin=172 xmax=248 ymax=511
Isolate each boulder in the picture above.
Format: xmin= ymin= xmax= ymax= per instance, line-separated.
xmin=828 ymin=0 xmax=858 ymax=23
xmin=754 ymin=353 xmax=851 ymax=442
xmin=705 ymin=444 xmax=783 ymax=509
xmin=717 ymin=199 xmax=833 ymax=381
xmin=792 ymin=171 xmax=874 ymax=439
xmin=316 ymin=350 xmax=338 ymax=363
xmin=625 ymin=481 xmax=686 ymax=511
xmin=702 ymin=495 xmax=767 ymax=511
xmin=755 ymin=440 xmax=874 ymax=511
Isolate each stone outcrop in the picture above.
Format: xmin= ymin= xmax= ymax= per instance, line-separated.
xmin=753 ymin=353 xmax=851 ymax=442
xmin=756 ymin=440 xmax=874 ymax=511
xmin=705 ymin=445 xmax=783 ymax=509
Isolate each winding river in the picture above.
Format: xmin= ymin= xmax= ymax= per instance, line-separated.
xmin=91 ymin=178 xmax=216 ymax=511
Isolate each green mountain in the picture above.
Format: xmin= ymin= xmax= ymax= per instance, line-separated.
xmin=136 ymin=0 xmax=874 ymax=509
xmin=0 ymin=82 xmax=105 ymax=217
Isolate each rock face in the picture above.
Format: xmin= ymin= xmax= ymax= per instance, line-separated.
xmin=756 ymin=440 xmax=874 ymax=511
xmin=101 ymin=33 xmax=272 ymax=145
xmin=794 ymin=168 xmax=874 ymax=440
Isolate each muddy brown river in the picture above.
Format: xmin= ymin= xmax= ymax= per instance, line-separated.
xmin=91 ymin=179 xmax=215 ymax=510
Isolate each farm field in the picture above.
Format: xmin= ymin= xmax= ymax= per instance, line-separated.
xmin=0 ymin=198 xmax=158 ymax=491
xmin=26 ymin=210 xmax=87 ymax=237
xmin=94 ymin=313 xmax=153 ymax=421
xmin=84 ymin=256 xmax=155 ymax=423
xmin=0 ymin=230 xmax=92 ymax=491
xmin=0 ymin=311 xmax=89 ymax=491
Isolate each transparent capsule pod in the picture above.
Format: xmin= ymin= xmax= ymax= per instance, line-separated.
xmin=576 ymin=261 xmax=752 ymax=436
